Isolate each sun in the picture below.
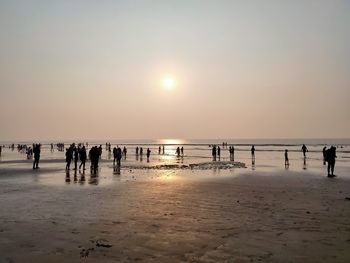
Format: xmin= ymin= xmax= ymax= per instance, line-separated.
xmin=162 ymin=76 xmax=176 ymax=90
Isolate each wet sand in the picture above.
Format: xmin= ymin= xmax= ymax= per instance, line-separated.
xmin=0 ymin=168 xmax=350 ymax=262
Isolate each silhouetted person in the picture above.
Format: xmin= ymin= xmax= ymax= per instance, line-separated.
xmin=212 ymin=145 xmax=217 ymax=161
xmin=217 ymin=146 xmax=221 ymax=159
xmin=136 ymin=146 xmax=139 ymax=155
xmin=176 ymin=147 xmax=180 ymax=157
xmin=162 ymin=145 xmax=165 ymax=155
xmin=322 ymin=146 xmax=327 ymax=165
xmin=284 ymin=149 xmax=289 ymax=167
xmin=33 ymin=144 xmax=41 ymax=169
xmin=181 ymin=146 xmax=184 ymax=156
xmin=140 ymin=147 xmax=143 ymax=156
xmin=74 ymin=147 xmax=79 ymax=170
xmin=123 ymin=146 xmax=127 ymax=159
xmin=113 ymin=147 xmax=117 ymax=165
xmin=116 ymin=146 xmax=122 ymax=166
xmin=325 ymin=146 xmax=337 ymax=177
xmin=0 ymin=145 xmax=2 ymax=156
xmin=301 ymin=144 xmax=308 ymax=157
xmin=229 ymin=146 xmax=235 ymax=161
xmin=251 ymin=145 xmax=255 ymax=158
xmin=158 ymin=146 xmax=161 ymax=155
xmin=79 ymin=146 xmax=87 ymax=170
xmin=147 ymin=148 xmax=151 ymax=162
xmin=98 ymin=145 xmax=102 ymax=159
xmin=66 ymin=147 xmax=73 ymax=170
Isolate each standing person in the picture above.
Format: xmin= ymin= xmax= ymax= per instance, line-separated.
xmin=90 ymin=146 xmax=99 ymax=174
xmin=74 ymin=147 xmax=79 ymax=170
xmin=116 ymin=146 xmax=122 ymax=166
xmin=113 ymin=147 xmax=118 ymax=165
xmin=325 ymin=146 xmax=337 ymax=177
xmin=140 ymin=147 xmax=143 ymax=156
xmin=0 ymin=145 xmax=2 ymax=156
xmin=162 ymin=145 xmax=165 ymax=155
xmin=181 ymin=146 xmax=184 ymax=156
xmin=322 ymin=146 xmax=327 ymax=165
xmin=212 ymin=145 xmax=217 ymax=161
xmin=251 ymin=145 xmax=255 ymax=158
xmin=301 ymin=144 xmax=308 ymax=157
xmin=98 ymin=145 xmax=102 ymax=160
xmin=65 ymin=146 xmax=73 ymax=170
xmin=176 ymin=147 xmax=180 ymax=157
xmin=79 ymin=146 xmax=87 ymax=170
xmin=123 ymin=146 xmax=127 ymax=159
xmin=136 ymin=146 xmax=139 ymax=155
xmin=284 ymin=149 xmax=289 ymax=167
xmin=147 ymin=148 xmax=151 ymax=161
xmin=33 ymin=144 xmax=41 ymax=169
xmin=217 ymin=146 xmax=221 ymax=159
xmin=158 ymin=146 xmax=161 ymax=155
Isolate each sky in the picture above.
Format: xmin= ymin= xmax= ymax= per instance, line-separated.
xmin=0 ymin=0 xmax=349 ymax=141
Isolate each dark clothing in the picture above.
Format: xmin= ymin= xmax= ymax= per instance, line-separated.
xmin=79 ymin=147 xmax=87 ymax=170
xmin=33 ymin=144 xmax=41 ymax=169
xmin=325 ymin=147 xmax=337 ymax=176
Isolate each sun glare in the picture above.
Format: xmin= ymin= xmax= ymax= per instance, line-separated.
xmin=162 ymin=76 xmax=176 ymax=90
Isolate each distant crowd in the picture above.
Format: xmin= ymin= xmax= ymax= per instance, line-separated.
xmin=0 ymin=142 xmax=340 ymax=177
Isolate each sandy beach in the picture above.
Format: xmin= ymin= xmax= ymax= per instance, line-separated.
xmin=0 ymin=156 xmax=349 ymax=263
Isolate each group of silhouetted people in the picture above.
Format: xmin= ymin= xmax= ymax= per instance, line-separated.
xmin=65 ymin=144 xmax=87 ymax=171
xmin=113 ymin=146 xmax=122 ymax=166
xmin=211 ymin=145 xmax=221 ymax=160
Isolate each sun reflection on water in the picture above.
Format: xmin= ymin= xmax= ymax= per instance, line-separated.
xmin=158 ymin=139 xmax=185 ymax=145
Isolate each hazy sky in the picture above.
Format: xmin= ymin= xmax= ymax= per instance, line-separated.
xmin=0 ymin=0 xmax=349 ymax=141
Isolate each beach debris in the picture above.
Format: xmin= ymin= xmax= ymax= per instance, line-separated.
xmin=96 ymin=241 xmax=113 ymax=248
xmin=80 ymin=247 xmax=94 ymax=258
xmin=189 ymin=161 xmax=246 ymax=169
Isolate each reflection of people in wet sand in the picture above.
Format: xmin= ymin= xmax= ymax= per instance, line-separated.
xmin=284 ymin=149 xmax=289 ymax=167
xmin=325 ymin=146 xmax=337 ymax=177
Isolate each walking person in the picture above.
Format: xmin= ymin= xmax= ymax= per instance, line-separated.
xmin=301 ymin=144 xmax=308 ymax=158
xmin=284 ymin=149 xmax=289 ymax=167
